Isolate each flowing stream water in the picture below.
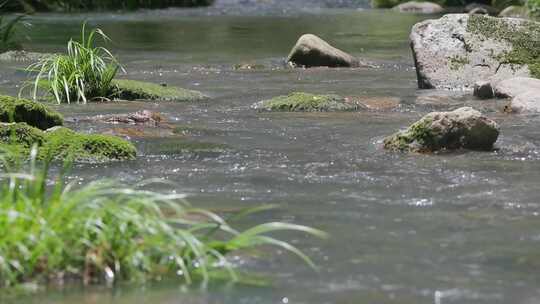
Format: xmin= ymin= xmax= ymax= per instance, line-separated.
xmin=1 ymin=3 xmax=540 ymax=304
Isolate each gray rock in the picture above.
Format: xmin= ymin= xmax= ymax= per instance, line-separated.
xmin=473 ymin=80 xmax=494 ymax=99
xmin=383 ymin=107 xmax=499 ymax=152
xmin=410 ymin=14 xmax=538 ymax=90
xmin=468 ymin=7 xmax=489 ymax=15
xmin=505 ymin=89 xmax=540 ymax=113
xmin=494 ymin=77 xmax=540 ymax=98
xmin=498 ymin=6 xmax=527 ymax=18
xmin=465 ymin=3 xmax=498 ymax=15
xmin=287 ymin=34 xmax=360 ymax=68
xmin=393 ymin=1 xmax=444 ymax=13
xmin=0 ymin=51 xmax=51 ymax=62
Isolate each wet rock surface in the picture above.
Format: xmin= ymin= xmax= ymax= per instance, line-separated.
xmin=384 ymin=107 xmax=499 ymax=152
xmin=410 ymin=14 xmax=540 ymax=90
xmin=393 ymin=1 xmax=444 ymax=14
xmin=287 ymin=34 xmax=362 ymax=68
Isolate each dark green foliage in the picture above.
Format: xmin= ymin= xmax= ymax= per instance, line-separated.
xmin=3 ymin=0 xmax=214 ymax=12
xmin=0 ymin=95 xmax=63 ymax=130
xmin=0 ymin=5 xmax=26 ymax=53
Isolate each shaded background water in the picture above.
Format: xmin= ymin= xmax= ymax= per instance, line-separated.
xmin=1 ymin=2 xmax=540 ymax=304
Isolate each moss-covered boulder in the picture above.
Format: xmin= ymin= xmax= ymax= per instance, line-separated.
xmin=44 ymin=127 xmax=136 ymax=162
xmin=254 ymin=92 xmax=360 ymax=112
xmin=0 ymin=95 xmax=63 ymax=130
xmin=410 ymin=14 xmax=540 ymax=89
xmin=110 ymin=79 xmax=207 ymax=102
xmin=0 ymin=123 xmax=136 ymax=162
xmin=383 ymin=107 xmax=499 ymax=152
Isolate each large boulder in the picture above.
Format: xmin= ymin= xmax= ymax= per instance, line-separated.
xmin=505 ymin=90 xmax=540 ymax=113
xmin=0 ymin=95 xmax=63 ymax=130
xmin=410 ymin=14 xmax=540 ymax=89
xmin=493 ymin=77 xmax=540 ymax=98
xmin=287 ymin=34 xmax=360 ymax=68
xmin=384 ymin=107 xmax=499 ymax=152
xmin=393 ymin=1 xmax=444 ymax=14
xmin=253 ymin=92 xmax=360 ymax=112
xmin=498 ymin=6 xmax=528 ymax=18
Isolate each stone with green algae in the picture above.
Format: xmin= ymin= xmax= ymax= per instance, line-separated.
xmin=0 ymin=95 xmax=63 ymax=130
xmin=254 ymin=92 xmax=360 ymax=112
xmin=110 ymin=79 xmax=207 ymax=102
xmin=0 ymin=123 xmax=136 ymax=162
xmin=383 ymin=107 xmax=499 ymax=153
xmin=410 ymin=14 xmax=540 ymax=89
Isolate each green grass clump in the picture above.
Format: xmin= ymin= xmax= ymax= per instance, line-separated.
xmin=0 ymin=95 xmax=63 ymax=130
xmin=466 ymin=14 xmax=540 ymax=78
xmin=110 ymin=79 xmax=207 ymax=102
xmin=27 ymin=23 xmax=121 ymax=104
xmin=0 ymin=150 xmax=326 ymax=288
xmin=258 ymin=92 xmax=359 ymax=112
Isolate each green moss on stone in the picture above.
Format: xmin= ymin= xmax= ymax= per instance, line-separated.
xmin=43 ymin=127 xmax=136 ymax=162
xmin=466 ymin=14 xmax=540 ymax=78
xmin=151 ymin=141 xmax=230 ymax=155
xmin=111 ymin=79 xmax=208 ymax=102
xmin=0 ymin=123 xmax=136 ymax=162
xmin=0 ymin=95 xmax=63 ymax=130
xmin=259 ymin=92 xmax=359 ymax=112
xmin=383 ymin=117 xmax=436 ymax=152
xmin=448 ymin=55 xmax=470 ymax=71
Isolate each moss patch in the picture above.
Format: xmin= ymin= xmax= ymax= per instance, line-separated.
xmin=448 ymin=55 xmax=470 ymax=71
xmin=0 ymin=123 xmax=136 ymax=162
xmin=150 ymin=141 xmax=230 ymax=155
xmin=44 ymin=127 xmax=136 ymax=162
xmin=257 ymin=92 xmax=359 ymax=112
xmin=466 ymin=14 xmax=540 ymax=78
xmin=383 ymin=117 xmax=436 ymax=152
xmin=110 ymin=79 xmax=208 ymax=102
xmin=0 ymin=95 xmax=63 ymax=130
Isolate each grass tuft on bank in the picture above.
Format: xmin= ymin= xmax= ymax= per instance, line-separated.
xmin=0 ymin=149 xmax=327 ymax=288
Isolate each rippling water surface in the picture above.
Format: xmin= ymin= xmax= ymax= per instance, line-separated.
xmin=1 ymin=4 xmax=540 ymax=304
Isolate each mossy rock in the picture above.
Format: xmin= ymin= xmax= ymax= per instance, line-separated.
xmin=0 ymin=122 xmax=46 ymax=148
xmin=255 ymin=92 xmax=360 ymax=112
xmin=149 ymin=140 xmax=230 ymax=155
xmin=110 ymin=79 xmax=208 ymax=102
xmin=410 ymin=14 xmax=540 ymax=89
xmin=0 ymin=95 xmax=63 ymax=130
xmin=383 ymin=107 xmax=499 ymax=153
xmin=44 ymin=127 xmax=136 ymax=162
xmin=0 ymin=123 xmax=136 ymax=162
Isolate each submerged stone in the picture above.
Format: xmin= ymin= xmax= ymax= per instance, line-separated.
xmin=254 ymin=92 xmax=360 ymax=112
xmin=410 ymin=14 xmax=540 ymax=89
xmin=287 ymin=34 xmax=361 ymax=68
xmin=383 ymin=107 xmax=499 ymax=152
xmin=0 ymin=95 xmax=63 ymax=130
xmin=110 ymin=79 xmax=208 ymax=102
xmin=0 ymin=51 xmax=51 ymax=62
xmin=494 ymin=77 xmax=540 ymax=98
xmin=473 ymin=80 xmax=494 ymax=99
xmin=393 ymin=1 xmax=444 ymax=14
xmin=0 ymin=123 xmax=136 ymax=162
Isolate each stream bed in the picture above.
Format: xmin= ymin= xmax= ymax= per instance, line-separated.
xmin=1 ymin=5 xmax=540 ymax=304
